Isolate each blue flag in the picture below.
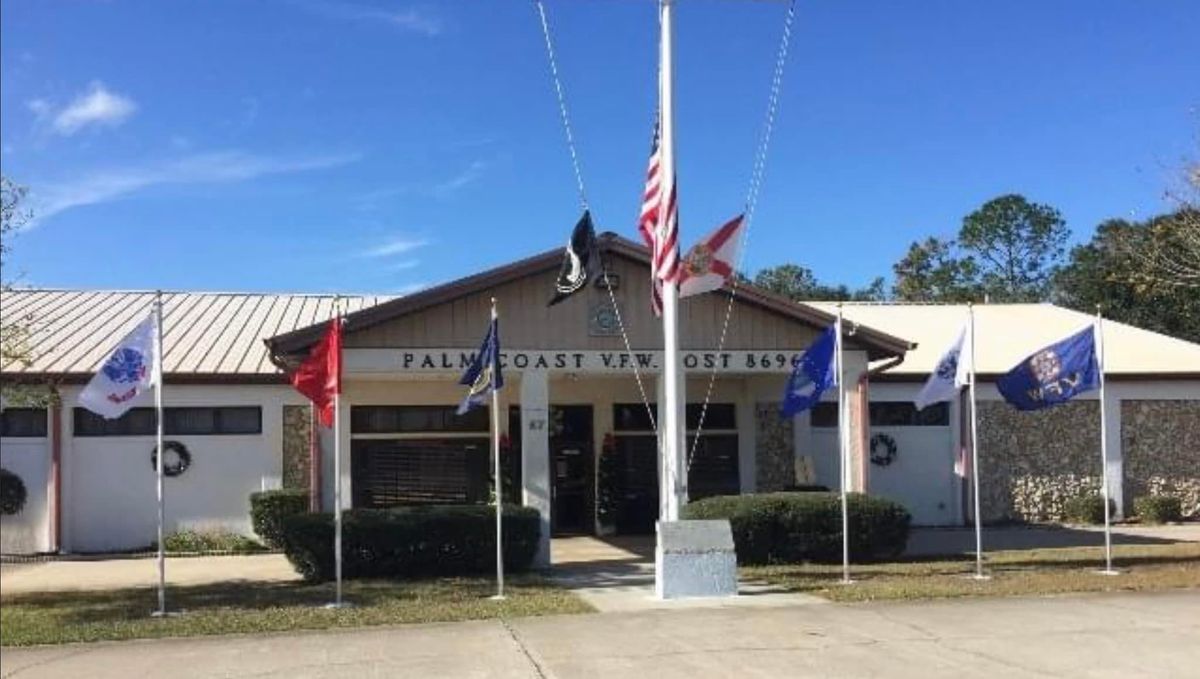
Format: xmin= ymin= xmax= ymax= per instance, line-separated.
xmin=781 ymin=326 xmax=837 ymax=419
xmin=996 ymin=326 xmax=1099 ymax=411
xmin=457 ymin=317 xmax=503 ymax=415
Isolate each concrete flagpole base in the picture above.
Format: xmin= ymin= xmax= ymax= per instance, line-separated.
xmin=1095 ymin=569 xmax=1121 ymax=576
xmin=489 ymin=595 xmax=508 ymax=601
xmin=323 ymin=601 xmax=354 ymax=609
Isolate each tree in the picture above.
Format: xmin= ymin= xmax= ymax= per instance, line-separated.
xmin=753 ymin=263 xmax=886 ymax=302
xmin=1056 ymin=213 xmax=1200 ymax=344
xmin=1119 ymin=155 xmax=1200 ymax=289
xmin=1 ymin=176 xmax=52 ymax=407
xmin=891 ymin=194 xmax=1068 ymax=303
xmin=892 ymin=237 xmax=980 ymax=302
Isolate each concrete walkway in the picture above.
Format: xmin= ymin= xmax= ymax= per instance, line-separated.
xmin=0 ymin=554 xmax=299 ymax=595
xmin=3 ymin=590 xmax=1197 ymax=678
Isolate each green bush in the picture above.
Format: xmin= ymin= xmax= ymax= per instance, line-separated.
xmin=1063 ymin=493 xmax=1116 ymax=525
xmin=0 ymin=468 xmax=27 ymax=516
xmin=1134 ymin=495 xmax=1182 ymax=524
xmin=160 ymin=529 xmax=266 ymax=554
xmin=250 ymin=489 xmax=310 ymax=549
xmin=682 ymin=492 xmax=911 ymax=565
xmin=279 ymin=504 xmax=542 ymax=581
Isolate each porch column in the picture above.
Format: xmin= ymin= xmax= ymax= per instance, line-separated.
xmin=520 ymin=369 xmax=551 ymax=567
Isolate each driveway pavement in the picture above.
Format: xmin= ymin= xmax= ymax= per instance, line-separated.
xmin=3 ymin=590 xmax=1197 ymax=678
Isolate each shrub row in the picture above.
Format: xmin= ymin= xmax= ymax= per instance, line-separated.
xmin=280 ymin=504 xmax=541 ymax=581
xmin=160 ymin=529 xmax=266 ymax=554
xmin=1063 ymin=494 xmax=1117 ymax=525
xmin=682 ymin=491 xmax=911 ymax=565
xmin=250 ymin=489 xmax=310 ymax=549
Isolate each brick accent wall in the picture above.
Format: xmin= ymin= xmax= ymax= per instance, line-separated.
xmin=977 ymin=400 xmax=1101 ymax=522
xmin=755 ymin=402 xmax=793 ymax=491
xmin=1122 ymin=400 xmax=1200 ymax=518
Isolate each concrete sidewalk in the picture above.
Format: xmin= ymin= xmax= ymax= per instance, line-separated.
xmin=3 ymin=590 xmax=1197 ymax=678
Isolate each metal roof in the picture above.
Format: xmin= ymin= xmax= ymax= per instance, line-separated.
xmin=0 ymin=290 xmax=392 ymax=378
xmin=808 ymin=302 xmax=1200 ymax=378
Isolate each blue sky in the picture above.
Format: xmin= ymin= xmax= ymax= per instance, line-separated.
xmin=2 ymin=0 xmax=1197 ymax=295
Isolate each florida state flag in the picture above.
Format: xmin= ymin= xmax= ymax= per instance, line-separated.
xmin=678 ymin=214 xmax=744 ymax=298
xmin=291 ymin=317 xmax=342 ymax=427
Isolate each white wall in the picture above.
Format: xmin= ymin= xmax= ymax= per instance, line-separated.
xmin=59 ymin=384 xmax=300 ymax=553
xmin=0 ymin=436 xmax=50 ymax=554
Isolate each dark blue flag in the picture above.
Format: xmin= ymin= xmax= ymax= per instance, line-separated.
xmin=781 ymin=326 xmax=837 ymax=419
xmin=457 ymin=317 xmax=503 ymax=415
xmin=996 ymin=326 xmax=1099 ymax=411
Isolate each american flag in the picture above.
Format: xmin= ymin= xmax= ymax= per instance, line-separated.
xmin=638 ymin=114 xmax=679 ymax=316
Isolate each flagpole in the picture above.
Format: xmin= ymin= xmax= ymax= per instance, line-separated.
xmin=836 ymin=303 xmax=851 ymax=585
xmin=153 ymin=290 xmax=167 ymax=616
xmin=967 ymin=303 xmax=988 ymax=580
xmin=332 ymin=296 xmax=345 ymax=606
xmin=659 ymin=0 xmax=685 ymax=527
xmin=491 ymin=298 xmax=506 ymax=600
xmin=1095 ymin=307 xmax=1117 ymax=575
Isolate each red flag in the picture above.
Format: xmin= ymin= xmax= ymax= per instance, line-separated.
xmin=291 ymin=317 xmax=342 ymax=427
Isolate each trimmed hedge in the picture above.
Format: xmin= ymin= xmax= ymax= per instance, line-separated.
xmin=161 ymin=529 xmax=266 ymax=554
xmin=1063 ymin=493 xmax=1116 ymax=525
xmin=250 ymin=489 xmax=310 ymax=548
xmin=0 ymin=468 xmax=27 ymax=516
xmin=1134 ymin=495 xmax=1183 ymax=524
xmin=280 ymin=504 xmax=541 ymax=581
xmin=682 ymin=492 xmax=911 ymax=565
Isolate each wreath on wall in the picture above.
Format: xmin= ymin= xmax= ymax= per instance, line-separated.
xmin=151 ymin=440 xmax=192 ymax=478
xmin=869 ymin=433 xmax=898 ymax=467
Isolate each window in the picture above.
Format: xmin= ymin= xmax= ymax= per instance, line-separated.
xmin=73 ymin=407 xmax=262 ymax=436
xmin=350 ymin=406 xmax=489 ymax=434
xmin=869 ymin=401 xmax=949 ymax=427
xmin=810 ymin=403 xmax=838 ymax=428
xmin=351 ymin=438 xmax=490 ymax=507
xmin=0 ymin=408 xmax=48 ymax=437
xmin=612 ymin=403 xmax=737 ymax=432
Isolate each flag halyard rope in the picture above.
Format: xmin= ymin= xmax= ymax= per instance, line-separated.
xmin=687 ymin=0 xmax=796 ymax=471
xmin=534 ymin=0 xmax=659 ymax=435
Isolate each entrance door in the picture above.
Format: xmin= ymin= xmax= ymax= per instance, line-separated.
xmin=551 ymin=405 xmax=594 ymax=535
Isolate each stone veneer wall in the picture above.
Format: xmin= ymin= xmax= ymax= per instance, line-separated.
xmin=755 ymin=402 xmax=793 ymax=491
xmin=1122 ymin=400 xmax=1200 ymax=518
xmin=281 ymin=405 xmax=312 ymax=491
xmin=977 ymin=400 xmax=1101 ymax=522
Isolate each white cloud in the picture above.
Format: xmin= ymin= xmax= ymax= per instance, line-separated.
xmin=360 ymin=237 xmax=428 ymax=258
xmin=298 ymin=1 xmax=442 ymax=36
xmin=50 ymin=81 xmax=137 ymax=136
xmin=29 ymin=150 xmax=360 ymax=225
xmin=432 ymin=160 xmax=486 ymax=198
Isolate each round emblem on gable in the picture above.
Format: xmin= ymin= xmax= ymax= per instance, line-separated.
xmin=684 ymin=243 xmax=714 ymax=277
xmin=102 ymin=348 xmax=147 ymax=384
xmin=1030 ymin=349 xmax=1062 ymax=383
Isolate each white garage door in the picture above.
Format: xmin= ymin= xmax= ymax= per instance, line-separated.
xmin=866 ymin=402 xmax=957 ymax=526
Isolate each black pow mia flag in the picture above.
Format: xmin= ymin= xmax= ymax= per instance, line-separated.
xmin=548 ymin=211 xmax=597 ymax=306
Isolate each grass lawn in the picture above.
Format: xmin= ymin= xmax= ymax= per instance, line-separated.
xmin=744 ymin=542 xmax=1200 ymax=603
xmin=0 ymin=576 xmax=592 ymax=647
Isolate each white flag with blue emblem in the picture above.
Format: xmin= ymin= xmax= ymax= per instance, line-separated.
xmin=79 ymin=313 xmax=160 ymax=419
xmin=915 ymin=322 xmax=971 ymax=411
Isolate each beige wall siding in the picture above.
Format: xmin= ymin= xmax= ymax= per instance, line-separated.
xmin=345 ymin=256 xmax=829 ymax=351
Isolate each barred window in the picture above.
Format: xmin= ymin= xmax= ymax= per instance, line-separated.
xmin=869 ymin=402 xmax=949 ymax=427
xmin=0 ymin=408 xmax=48 ymax=437
xmin=73 ymin=407 xmax=262 ymax=436
xmin=350 ymin=406 xmax=488 ymax=434
xmin=612 ymin=403 xmax=737 ymax=432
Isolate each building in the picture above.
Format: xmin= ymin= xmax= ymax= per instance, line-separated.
xmin=3 ymin=234 xmax=1198 ymax=560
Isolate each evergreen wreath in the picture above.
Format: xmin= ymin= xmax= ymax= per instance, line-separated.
xmin=869 ymin=433 xmax=898 ymax=467
xmin=151 ymin=440 xmax=192 ymax=477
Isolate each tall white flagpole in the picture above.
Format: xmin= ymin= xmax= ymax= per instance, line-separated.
xmin=491 ymin=298 xmax=506 ymax=600
xmin=153 ymin=290 xmax=167 ymax=616
xmin=836 ymin=303 xmax=851 ymax=585
xmin=332 ymin=296 xmax=345 ymax=606
xmin=966 ymin=303 xmax=988 ymax=580
xmin=1095 ymin=307 xmax=1117 ymax=575
xmin=659 ymin=0 xmax=685 ymax=525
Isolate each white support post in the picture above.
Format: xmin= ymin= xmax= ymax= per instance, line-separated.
xmin=966 ymin=303 xmax=988 ymax=580
xmin=1096 ymin=310 xmax=1118 ymax=575
xmin=153 ymin=291 xmax=167 ymax=616
xmin=491 ymin=298 xmax=506 ymax=600
xmin=836 ymin=304 xmax=851 ymax=585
